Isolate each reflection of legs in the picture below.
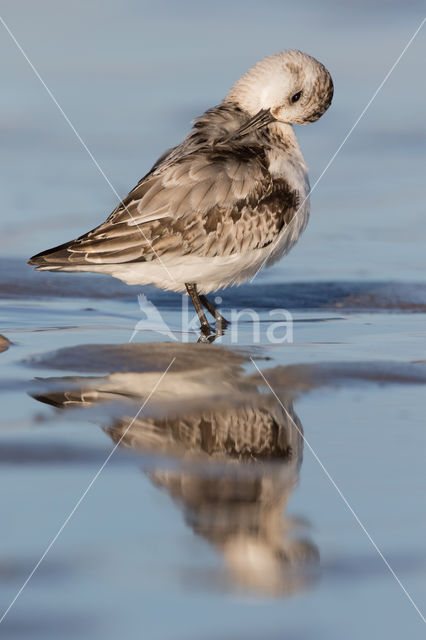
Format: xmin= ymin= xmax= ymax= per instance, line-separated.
xmin=185 ymin=283 xmax=211 ymax=336
xmin=199 ymin=294 xmax=229 ymax=329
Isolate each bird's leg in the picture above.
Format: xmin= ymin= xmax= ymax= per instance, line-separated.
xmin=185 ymin=283 xmax=212 ymax=337
xmin=199 ymin=294 xmax=229 ymax=333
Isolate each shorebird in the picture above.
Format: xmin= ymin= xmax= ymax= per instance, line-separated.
xmin=29 ymin=50 xmax=333 ymax=337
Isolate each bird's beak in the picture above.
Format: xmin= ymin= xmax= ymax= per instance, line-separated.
xmin=216 ymin=109 xmax=276 ymax=145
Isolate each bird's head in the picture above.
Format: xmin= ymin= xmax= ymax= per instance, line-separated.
xmin=225 ymin=50 xmax=333 ymax=132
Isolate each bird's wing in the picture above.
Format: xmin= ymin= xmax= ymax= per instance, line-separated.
xmin=30 ymin=145 xmax=299 ymax=266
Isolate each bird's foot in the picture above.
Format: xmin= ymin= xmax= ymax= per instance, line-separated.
xmin=197 ymin=333 xmax=218 ymax=344
xmin=197 ymin=322 xmax=218 ymax=343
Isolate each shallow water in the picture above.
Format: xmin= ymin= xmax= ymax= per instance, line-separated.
xmin=1 ymin=1 xmax=426 ymax=639
xmin=1 ymin=269 xmax=426 ymax=640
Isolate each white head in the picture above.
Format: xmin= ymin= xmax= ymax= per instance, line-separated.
xmin=225 ymin=49 xmax=333 ymax=125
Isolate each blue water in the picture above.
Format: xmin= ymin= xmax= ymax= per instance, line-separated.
xmin=0 ymin=1 xmax=425 ymax=639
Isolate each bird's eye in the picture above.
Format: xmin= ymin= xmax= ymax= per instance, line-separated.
xmin=291 ymin=91 xmax=302 ymax=103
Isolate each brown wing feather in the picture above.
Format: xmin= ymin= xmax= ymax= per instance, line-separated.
xmin=29 ymin=105 xmax=299 ymax=267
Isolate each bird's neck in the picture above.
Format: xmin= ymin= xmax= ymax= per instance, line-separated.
xmin=266 ymin=121 xmax=299 ymax=151
xmin=265 ymin=122 xmax=308 ymax=190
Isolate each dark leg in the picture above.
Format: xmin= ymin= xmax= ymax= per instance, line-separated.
xmin=185 ymin=283 xmax=212 ymax=337
xmin=199 ymin=295 xmax=229 ymax=329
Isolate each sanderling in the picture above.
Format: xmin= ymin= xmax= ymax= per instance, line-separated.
xmin=29 ymin=50 xmax=333 ymax=337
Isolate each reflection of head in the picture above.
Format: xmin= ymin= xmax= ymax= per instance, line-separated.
xmin=107 ymin=393 xmax=318 ymax=596
xmin=150 ymin=465 xmax=318 ymax=596
xmin=31 ymin=342 xmax=318 ymax=596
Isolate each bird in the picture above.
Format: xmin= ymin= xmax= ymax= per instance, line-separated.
xmin=28 ymin=49 xmax=333 ymax=337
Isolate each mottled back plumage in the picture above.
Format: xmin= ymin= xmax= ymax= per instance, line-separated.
xmin=30 ymin=105 xmax=299 ymax=265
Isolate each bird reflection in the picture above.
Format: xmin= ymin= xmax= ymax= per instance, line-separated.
xmin=31 ymin=342 xmax=318 ymax=596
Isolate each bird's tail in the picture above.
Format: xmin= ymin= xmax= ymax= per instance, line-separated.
xmin=28 ymin=239 xmax=85 ymax=270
